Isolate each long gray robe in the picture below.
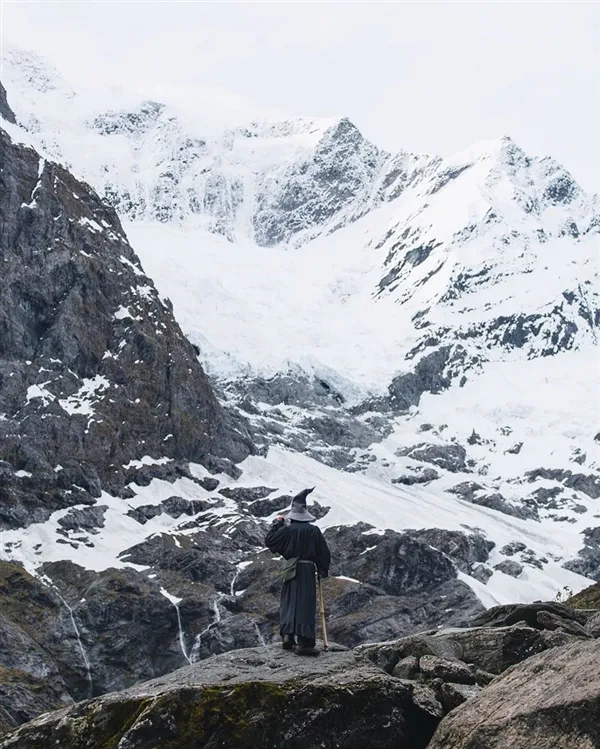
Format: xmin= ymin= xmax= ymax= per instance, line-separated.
xmin=265 ymin=519 xmax=331 ymax=641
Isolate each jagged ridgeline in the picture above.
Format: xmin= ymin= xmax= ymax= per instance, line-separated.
xmin=0 ymin=118 xmax=254 ymax=531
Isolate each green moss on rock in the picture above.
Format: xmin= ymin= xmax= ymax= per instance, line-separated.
xmin=567 ymin=582 xmax=600 ymax=610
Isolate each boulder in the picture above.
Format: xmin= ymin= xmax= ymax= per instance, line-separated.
xmin=493 ymin=560 xmax=523 ymax=578
xmin=406 ymin=529 xmax=494 ymax=573
xmin=585 ymin=611 xmax=600 ymax=638
xmin=536 ymin=610 xmax=591 ymax=637
xmin=0 ymin=646 xmax=444 ymax=749
xmin=159 ymin=496 xmax=215 ymax=519
xmin=308 ymin=501 xmax=331 ymax=520
xmin=125 ymin=504 xmax=163 ymax=524
xmin=428 ymin=640 xmax=600 ymax=748
xmin=247 ymin=494 xmax=292 ymax=517
xmin=563 ymin=527 xmax=600 ymax=580
xmin=467 ymin=493 xmax=538 ymax=521
xmin=56 ymin=506 xmax=107 ymax=533
xmin=499 ymin=542 xmax=527 ymax=556
xmin=218 ymin=486 xmax=276 ymax=503
xmin=391 ymin=655 xmax=419 ymax=679
xmin=160 ymin=496 xmax=196 ymax=519
xmin=470 ymin=564 xmax=493 ymax=584
xmin=474 ymin=668 xmax=495 ymax=686
xmin=357 ymin=624 xmax=556 ymax=676
xmin=418 ymin=655 xmax=475 ymax=685
xmin=446 ymin=482 xmax=484 ymax=500
xmin=391 ymin=468 xmax=439 ymax=485
xmin=471 ymin=601 xmax=587 ymax=630
xmin=395 ymin=443 xmax=467 ymax=473
xmin=438 ymin=682 xmax=481 ymax=712
xmin=525 ymin=468 xmax=600 ymax=499
xmin=196 ymin=477 xmax=220 ymax=492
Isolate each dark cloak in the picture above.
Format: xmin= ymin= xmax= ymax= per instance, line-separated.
xmin=265 ymin=519 xmax=331 ymax=641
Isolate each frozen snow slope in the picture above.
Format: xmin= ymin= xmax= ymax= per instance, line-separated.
xmin=2 ymin=45 xmax=599 ymax=606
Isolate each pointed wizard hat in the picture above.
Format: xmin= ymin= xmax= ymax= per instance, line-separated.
xmin=286 ymin=487 xmax=316 ymax=522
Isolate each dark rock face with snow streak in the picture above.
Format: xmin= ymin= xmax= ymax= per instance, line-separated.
xmin=253 ymin=118 xmax=387 ymax=246
xmin=0 ymin=82 xmax=16 ymax=124
xmin=0 ymin=125 xmax=253 ymax=530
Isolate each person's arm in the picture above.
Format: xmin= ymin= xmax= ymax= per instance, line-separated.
xmin=265 ymin=516 xmax=287 ymax=554
xmin=316 ymin=529 xmax=331 ymax=578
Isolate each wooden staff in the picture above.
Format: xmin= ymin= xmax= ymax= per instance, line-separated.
xmin=316 ymin=571 xmax=329 ymax=651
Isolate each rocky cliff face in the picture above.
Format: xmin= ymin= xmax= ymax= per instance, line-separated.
xmin=0 ymin=82 xmax=15 ymax=124
xmin=0 ymin=123 xmax=253 ymax=530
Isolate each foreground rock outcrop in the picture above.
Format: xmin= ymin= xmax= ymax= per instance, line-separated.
xmin=2 ymin=623 xmax=599 ymax=749
xmin=0 ymin=646 xmax=443 ymax=749
xmin=429 ymin=639 xmax=600 ymax=749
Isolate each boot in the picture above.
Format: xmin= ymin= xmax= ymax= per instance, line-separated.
xmin=295 ymin=636 xmax=318 ymax=656
xmin=282 ymin=634 xmax=296 ymax=651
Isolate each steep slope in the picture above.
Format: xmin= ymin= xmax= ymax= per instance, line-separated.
xmin=0 ymin=122 xmax=253 ymax=531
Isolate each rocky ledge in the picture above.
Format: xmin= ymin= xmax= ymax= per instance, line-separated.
xmin=1 ymin=599 xmax=598 ymax=749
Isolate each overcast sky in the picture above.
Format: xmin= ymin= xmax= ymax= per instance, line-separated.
xmin=2 ymin=1 xmax=599 ymax=191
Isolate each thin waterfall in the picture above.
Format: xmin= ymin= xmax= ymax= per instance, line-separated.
xmin=41 ymin=575 xmax=93 ymax=697
xmin=253 ymin=621 xmax=267 ymax=647
xmin=160 ymin=588 xmax=191 ymax=665
xmin=230 ymin=560 xmax=253 ymax=596
xmin=190 ymin=595 xmax=223 ymax=663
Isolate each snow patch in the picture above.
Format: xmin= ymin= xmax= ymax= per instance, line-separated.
xmin=124 ymin=456 xmax=171 ymax=470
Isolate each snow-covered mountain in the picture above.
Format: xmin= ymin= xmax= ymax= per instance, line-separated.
xmin=0 ymin=45 xmax=599 ymax=723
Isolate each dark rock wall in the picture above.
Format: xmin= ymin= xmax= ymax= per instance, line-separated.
xmin=0 ymin=126 xmax=253 ymax=529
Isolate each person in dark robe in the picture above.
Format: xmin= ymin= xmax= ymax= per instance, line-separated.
xmin=265 ymin=487 xmax=331 ymax=655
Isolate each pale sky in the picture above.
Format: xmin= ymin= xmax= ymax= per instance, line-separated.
xmin=2 ymin=1 xmax=599 ymax=191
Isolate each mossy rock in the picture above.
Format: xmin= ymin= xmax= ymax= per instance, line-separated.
xmin=0 ymin=670 xmax=441 ymax=748
xmin=567 ymin=582 xmax=600 ymax=610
